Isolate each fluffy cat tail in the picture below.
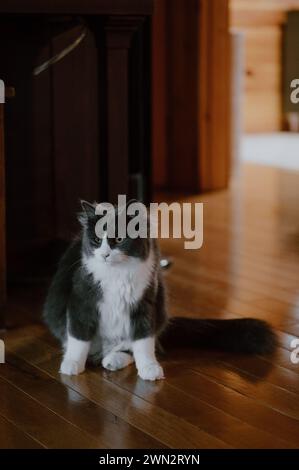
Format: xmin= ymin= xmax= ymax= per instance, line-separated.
xmin=160 ymin=317 xmax=277 ymax=355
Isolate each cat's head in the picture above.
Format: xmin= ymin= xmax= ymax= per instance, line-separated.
xmin=79 ymin=200 xmax=151 ymax=265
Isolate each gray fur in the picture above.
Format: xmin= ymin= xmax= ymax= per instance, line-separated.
xmin=43 ymin=201 xmax=168 ymax=362
xmin=44 ymin=200 xmax=276 ymax=364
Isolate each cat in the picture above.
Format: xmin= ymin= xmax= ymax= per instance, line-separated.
xmin=43 ymin=200 xmax=276 ymax=381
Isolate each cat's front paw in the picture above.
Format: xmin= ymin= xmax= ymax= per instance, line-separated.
xmin=60 ymin=358 xmax=85 ymax=376
xmin=137 ymin=362 xmax=164 ymax=381
xmin=102 ymin=351 xmax=134 ymax=371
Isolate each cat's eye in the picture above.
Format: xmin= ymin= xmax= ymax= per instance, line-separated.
xmin=94 ymin=236 xmax=101 ymax=243
xmin=116 ymin=237 xmax=124 ymax=244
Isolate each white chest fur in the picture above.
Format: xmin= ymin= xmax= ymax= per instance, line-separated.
xmin=99 ymin=269 xmax=135 ymax=344
xmin=84 ymin=249 xmax=154 ymax=351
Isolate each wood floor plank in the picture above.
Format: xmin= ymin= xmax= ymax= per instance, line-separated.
xmin=0 ymin=352 xmax=165 ymax=449
xmin=161 ymin=242 xmax=299 ymax=304
xmin=169 ymin=258 xmax=299 ymax=308
xmin=6 ymin=329 xmax=296 ymax=449
xmin=3 ymin=330 xmax=229 ymax=448
xmin=1 ymin=163 xmax=298 ymax=448
xmin=37 ymin=355 xmax=229 ymax=449
xmin=263 ymin=347 xmax=299 ymax=375
xmin=100 ymin=361 xmax=294 ymax=449
xmin=208 ymin=353 xmax=299 ymax=396
xmin=198 ymin=228 xmax=299 ymax=283
xmin=167 ymin=272 xmax=296 ymax=327
xmin=0 ymin=414 xmax=44 ymax=449
xmin=190 ymin=363 xmax=299 ymax=420
xmin=1 ymin=328 xmax=232 ymax=448
xmin=0 ymin=375 xmax=106 ymax=448
xmin=163 ymin=366 xmax=299 ymax=447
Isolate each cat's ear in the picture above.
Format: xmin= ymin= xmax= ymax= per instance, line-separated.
xmin=81 ymin=200 xmax=96 ymax=218
xmin=78 ymin=200 xmax=96 ymax=226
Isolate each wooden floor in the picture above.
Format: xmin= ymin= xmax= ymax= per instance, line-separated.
xmin=1 ymin=163 xmax=299 ymax=449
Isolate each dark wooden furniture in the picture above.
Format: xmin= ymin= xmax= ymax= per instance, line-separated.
xmin=0 ymin=90 xmax=5 ymax=317
xmin=0 ymin=1 xmax=153 ymax=319
xmin=0 ymin=0 xmax=153 ymax=202
xmin=0 ymin=87 xmax=14 ymax=323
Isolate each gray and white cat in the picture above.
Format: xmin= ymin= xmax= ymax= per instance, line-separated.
xmin=43 ymin=200 xmax=276 ymax=381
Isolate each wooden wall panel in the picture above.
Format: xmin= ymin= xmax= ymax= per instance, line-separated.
xmin=230 ymin=0 xmax=299 ymax=133
xmin=231 ymin=0 xmax=299 ymax=27
xmin=243 ymin=27 xmax=282 ymax=133
xmin=153 ymin=0 xmax=200 ymax=192
xmin=152 ymin=0 xmax=231 ymax=192
xmin=198 ymin=0 xmax=231 ymax=191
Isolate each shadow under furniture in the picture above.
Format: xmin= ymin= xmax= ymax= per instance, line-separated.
xmin=0 ymin=1 xmax=153 ymax=325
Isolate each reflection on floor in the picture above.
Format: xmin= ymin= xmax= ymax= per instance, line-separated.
xmin=1 ymin=163 xmax=299 ymax=449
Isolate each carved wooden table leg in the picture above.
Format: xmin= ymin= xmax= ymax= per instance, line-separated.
xmin=100 ymin=15 xmax=151 ymax=204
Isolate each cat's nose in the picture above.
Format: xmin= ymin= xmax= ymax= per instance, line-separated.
xmin=102 ymin=253 xmax=110 ymax=261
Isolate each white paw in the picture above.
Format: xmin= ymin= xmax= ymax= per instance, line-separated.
xmin=102 ymin=351 xmax=134 ymax=371
xmin=60 ymin=359 xmax=85 ymax=376
xmin=137 ymin=362 xmax=164 ymax=381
